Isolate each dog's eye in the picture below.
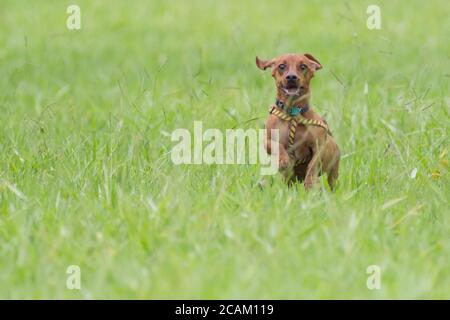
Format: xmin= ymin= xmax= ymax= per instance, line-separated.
xmin=300 ymin=64 xmax=307 ymax=70
xmin=278 ymin=64 xmax=286 ymax=70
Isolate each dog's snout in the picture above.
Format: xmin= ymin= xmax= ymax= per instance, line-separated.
xmin=286 ymin=74 xmax=298 ymax=81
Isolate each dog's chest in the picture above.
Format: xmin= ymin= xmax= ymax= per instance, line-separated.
xmin=275 ymin=120 xmax=310 ymax=148
xmin=271 ymin=120 xmax=313 ymax=163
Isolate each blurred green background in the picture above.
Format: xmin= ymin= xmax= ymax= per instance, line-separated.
xmin=0 ymin=0 xmax=448 ymax=298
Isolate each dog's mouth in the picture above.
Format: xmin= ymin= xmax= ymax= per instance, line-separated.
xmin=282 ymin=82 xmax=302 ymax=96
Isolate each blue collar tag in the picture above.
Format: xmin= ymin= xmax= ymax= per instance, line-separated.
xmin=289 ymin=107 xmax=302 ymax=117
xmin=276 ymin=99 xmax=309 ymax=116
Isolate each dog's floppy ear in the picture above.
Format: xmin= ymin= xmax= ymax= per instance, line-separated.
xmin=304 ymin=53 xmax=322 ymax=71
xmin=256 ymin=56 xmax=275 ymax=70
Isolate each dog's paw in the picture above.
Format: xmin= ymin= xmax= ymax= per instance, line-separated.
xmin=304 ymin=181 xmax=314 ymax=190
xmin=278 ymin=157 xmax=291 ymax=171
xmin=304 ymin=178 xmax=319 ymax=190
xmin=278 ymin=157 xmax=290 ymax=170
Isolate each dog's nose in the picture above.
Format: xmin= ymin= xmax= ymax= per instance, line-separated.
xmin=286 ymin=74 xmax=298 ymax=81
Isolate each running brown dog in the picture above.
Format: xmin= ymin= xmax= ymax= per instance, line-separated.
xmin=256 ymin=53 xmax=340 ymax=189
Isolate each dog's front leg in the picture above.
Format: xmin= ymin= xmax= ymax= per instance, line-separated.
xmin=304 ymin=144 xmax=322 ymax=190
xmin=264 ymin=129 xmax=291 ymax=171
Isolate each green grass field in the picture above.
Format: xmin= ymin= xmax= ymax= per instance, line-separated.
xmin=0 ymin=0 xmax=449 ymax=299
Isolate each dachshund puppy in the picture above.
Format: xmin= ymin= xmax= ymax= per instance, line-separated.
xmin=257 ymin=53 xmax=340 ymax=189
